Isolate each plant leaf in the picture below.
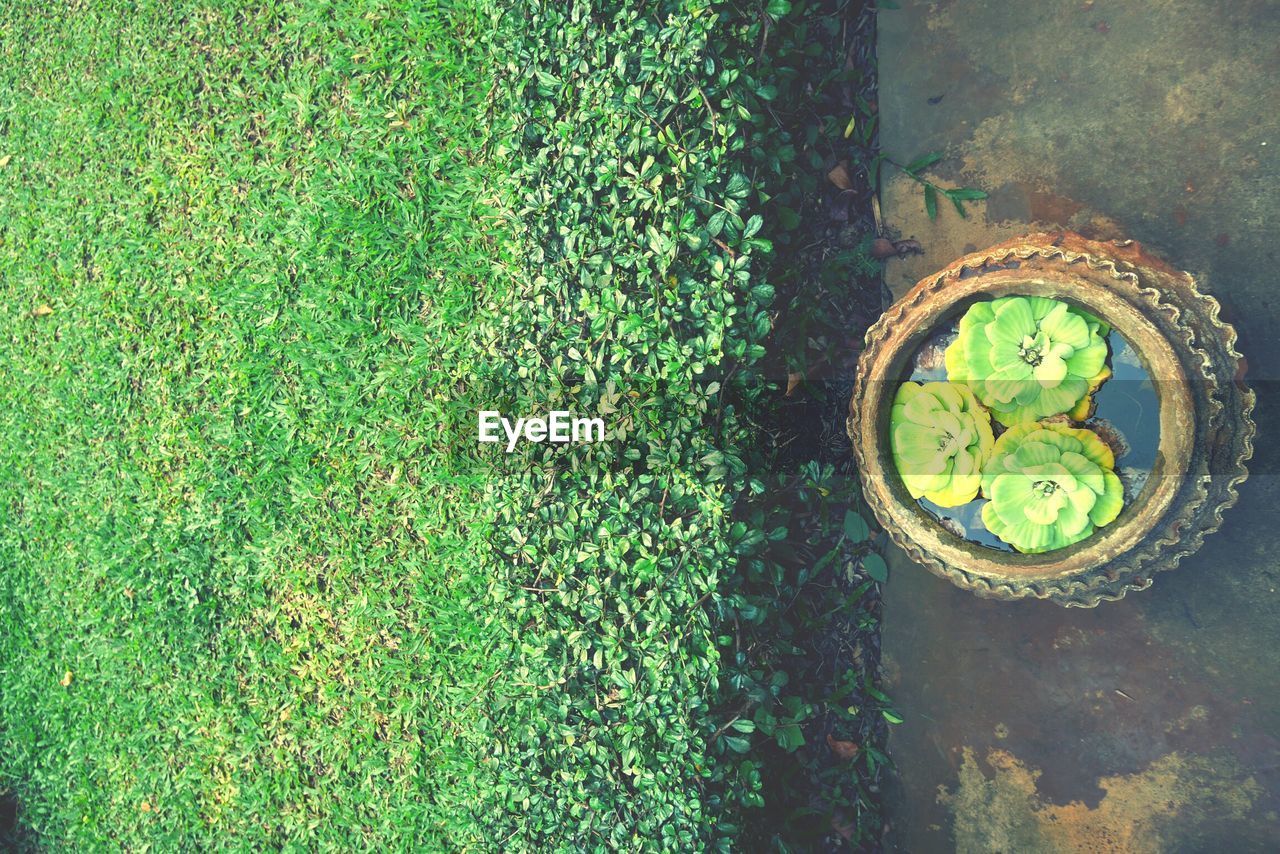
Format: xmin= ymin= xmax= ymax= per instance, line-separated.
xmin=826 ymin=733 xmax=860 ymax=761
xmin=827 ymin=161 xmax=853 ymax=191
xmin=924 ymin=184 xmax=938 ymax=220
xmin=775 ymin=722 xmax=805 ymax=752
xmin=862 ymin=552 xmax=888 ymax=582
xmin=843 ymin=510 xmax=870 ymax=542
xmin=725 ymin=173 xmax=751 ymax=198
xmin=905 ymin=151 xmax=943 ymax=173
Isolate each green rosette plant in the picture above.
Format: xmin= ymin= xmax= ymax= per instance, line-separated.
xmin=945 ymin=296 xmax=1111 ymax=426
xmin=891 ymin=381 xmax=995 ymax=507
xmin=980 ymin=421 xmax=1124 ymax=553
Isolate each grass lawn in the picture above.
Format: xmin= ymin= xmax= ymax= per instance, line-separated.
xmin=0 ymin=0 xmax=508 ymax=846
xmin=1 ymin=0 xmax=886 ymax=848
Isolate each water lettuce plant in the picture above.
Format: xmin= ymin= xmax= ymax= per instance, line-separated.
xmin=891 ymin=381 xmax=995 ymax=506
xmin=980 ymin=422 xmax=1124 ymax=553
xmin=945 ymin=296 xmax=1110 ymax=426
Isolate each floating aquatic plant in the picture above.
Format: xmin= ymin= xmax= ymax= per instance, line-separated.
xmin=980 ymin=421 xmax=1124 ymax=553
xmin=945 ymin=296 xmax=1110 ymax=426
xmin=891 ymin=381 xmax=995 ymax=507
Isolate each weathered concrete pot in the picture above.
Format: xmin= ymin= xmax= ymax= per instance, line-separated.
xmin=848 ymin=232 xmax=1254 ymax=606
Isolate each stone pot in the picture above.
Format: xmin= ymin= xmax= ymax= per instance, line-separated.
xmin=848 ymin=232 xmax=1254 ymax=606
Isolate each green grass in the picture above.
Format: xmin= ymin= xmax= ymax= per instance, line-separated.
xmin=0 ymin=0 xmax=508 ymax=846
xmin=1 ymin=0 xmax=884 ymax=848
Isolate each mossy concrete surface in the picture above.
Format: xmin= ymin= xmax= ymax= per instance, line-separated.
xmin=875 ymin=1 xmax=1280 ymax=850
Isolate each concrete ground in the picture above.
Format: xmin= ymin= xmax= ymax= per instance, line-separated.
xmin=875 ymin=1 xmax=1280 ymax=851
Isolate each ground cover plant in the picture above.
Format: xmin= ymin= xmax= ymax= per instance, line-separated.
xmin=685 ymin=1 xmax=898 ymax=848
xmin=468 ymin=1 xmax=855 ymax=846
xmin=476 ymin=0 xmax=895 ymax=848
xmin=0 ymin=0 xmax=890 ymax=848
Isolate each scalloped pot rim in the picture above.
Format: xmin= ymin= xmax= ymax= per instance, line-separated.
xmin=848 ymin=232 xmax=1254 ymax=607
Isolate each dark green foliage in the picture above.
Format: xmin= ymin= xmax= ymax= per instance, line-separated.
xmin=468 ymin=2 xmax=782 ymax=848
xmin=709 ymin=3 xmax=892 ymax=847
xmin=882 ymin=151 xmax=989 ymax=219
xmin=471 ymin=2 xmax=891 ymax=849
xmin=726 ymin=463 xmax=893 ymax=849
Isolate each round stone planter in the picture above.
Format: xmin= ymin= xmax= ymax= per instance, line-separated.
xmin=848 ymin=232 xmax=1254 ymax=606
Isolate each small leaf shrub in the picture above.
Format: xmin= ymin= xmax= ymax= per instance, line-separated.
xmin=467 ymin=1 xmax=805 ymax=849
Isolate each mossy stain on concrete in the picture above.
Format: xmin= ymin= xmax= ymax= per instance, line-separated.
xmin=941 ymin=747 xmax=1261 ymax=854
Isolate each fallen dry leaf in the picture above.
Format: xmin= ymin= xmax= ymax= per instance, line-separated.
xmin=871 ymin=237 xmax=925 ymax=260
xmin=785 ymin=372 xmax=802 ymax=397
xmin=32 ymin=304 xmax=54 ymax=318
xmin=826 ymin=161 xmax=853 ymax=191
xmin=870 ymin=237 xmax=898 ymax=259
xmin=60 ymin=671 xmax=72 ymax=687
xmin=826 ymin=732 xmax=860 ymax=761
xmin=0 ymin=154 xmax=11 ymax=168
xmin=140 ymin=801 xmax=152 ymax=813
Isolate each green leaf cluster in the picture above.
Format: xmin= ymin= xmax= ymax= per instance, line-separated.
xmin=882 ymin=150 xmax=988 ymax=219
xmin=945 ymin=296 xmax=1111 ymax=426
xmin=469 ymin=1 xmax=819 ymax=849
xmin=980 ymin=422 xmax=1124 ymax=553
xmin=890 ymin=381 xmax=994 ymax=506
xmin=890 ymin=298 xmax=1127 ymax=554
